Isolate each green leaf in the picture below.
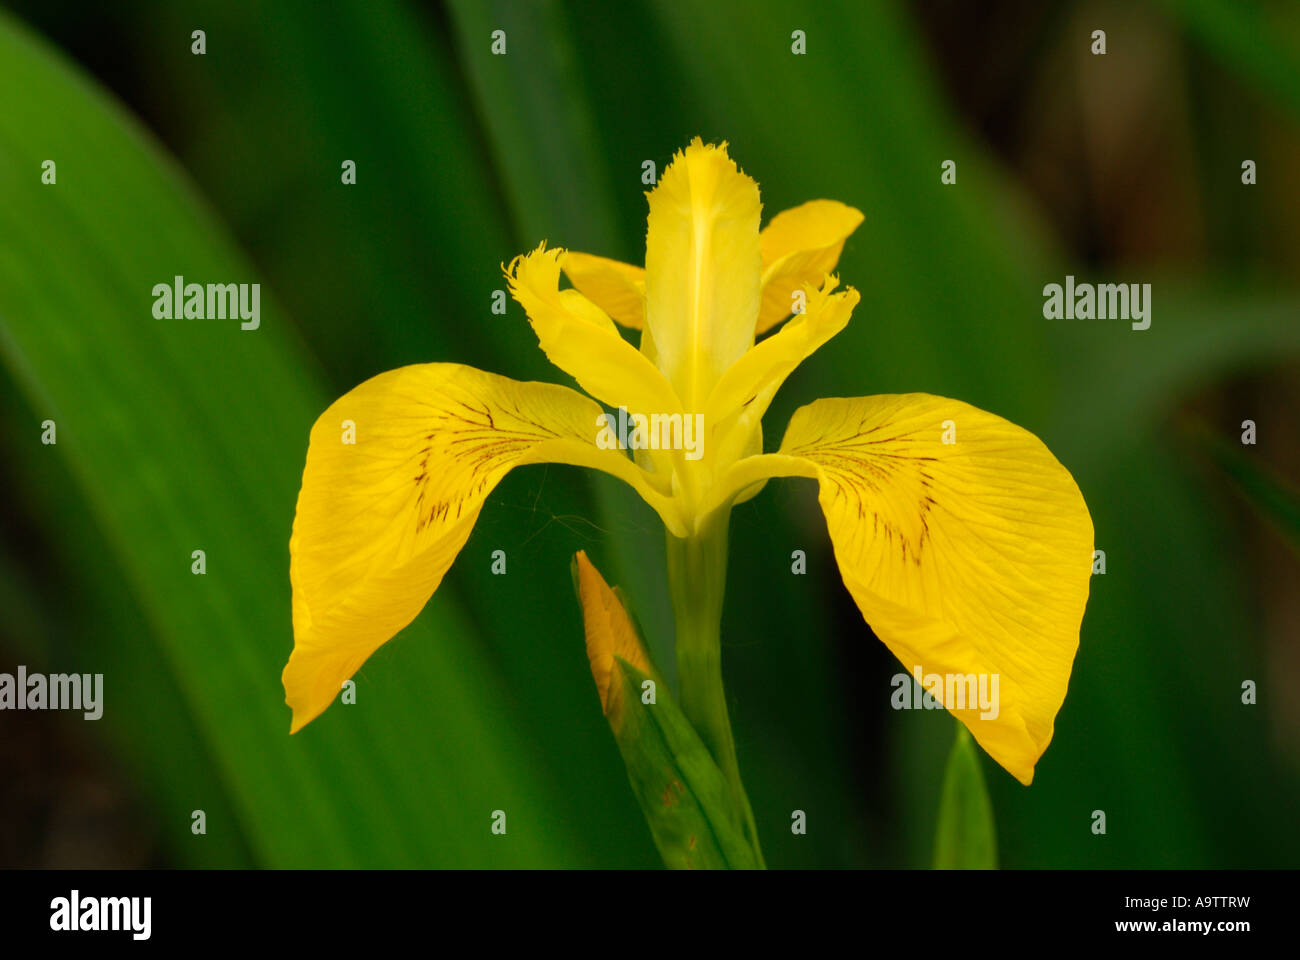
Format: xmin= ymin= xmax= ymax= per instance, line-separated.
xmin=0 ymin=8 xmax=585 ymax=867
xmin=609 ymin=659 xmax=760 ymax=870
xmin=933 ymin=724 xmax=998 ymax=869
xmin=572 ymin=552 xmax=756 ymax=869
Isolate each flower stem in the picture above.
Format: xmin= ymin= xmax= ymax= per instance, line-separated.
xmin=665 ymin=510 xmax=765 ymax=868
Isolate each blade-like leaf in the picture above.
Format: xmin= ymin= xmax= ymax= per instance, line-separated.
xmin=0 ymin=9 xmax=585 ymax=867
xmin=933 ymin=724 xmax=998 ymax=869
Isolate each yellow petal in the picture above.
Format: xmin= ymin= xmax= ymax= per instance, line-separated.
xmin=560 ymin=251 xmax=646 ymax=329
xmin=285 ymin=363 xmax=678 ymax=733
xmin=729 ymin=421 xmax=768 ymax=506
xmin=506 ymin=244 xmax=680 ymax=416
xmin=574 ymin=551 xmax=654 ymax=729
xmin=703 ymin=277 xmax=858 ymax=468
xmin=757 ymin=200 xmax=864 ymax=335
xmin=714 ymin=395 xmax=1093 ymax=783
xmin=645 ymin=138 xmax=762 ymax=408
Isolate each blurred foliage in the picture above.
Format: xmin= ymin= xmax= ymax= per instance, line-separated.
xmin=0 ymin=0 xmax=1297 ymax=867
xmin=1186 ymin=420 xmax=1300 ymax=555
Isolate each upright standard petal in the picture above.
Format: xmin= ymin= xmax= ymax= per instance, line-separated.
xmin=506 ymin=244 xmax=681 ymax=418
xmin=757 ymin=200 xmax=863 ymax=334
xmin=703 ymin=277 xmax=858 ymax=469
xmin=558 ymin=198 xmax=863 ymax=339
xmin=285 ymin=363 xmax=676 ymax=732
xmin=713 ymin=395 xmax=1093 ymax=784
xmin=644 ymin=138 xmax=762 ymax=408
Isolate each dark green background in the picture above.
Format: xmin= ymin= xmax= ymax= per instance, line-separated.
xmin=1 ymin=0 xmax=1297 ymax=868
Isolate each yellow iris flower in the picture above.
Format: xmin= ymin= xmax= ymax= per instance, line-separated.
xmin=284 ymin=138 xmax=1093 ymax=787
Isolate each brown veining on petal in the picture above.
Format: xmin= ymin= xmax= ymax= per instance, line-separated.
xmin=409 ymin=386 xmax=586 ymax=533
xmin=785 ymin=415 xmax=940 ymax=569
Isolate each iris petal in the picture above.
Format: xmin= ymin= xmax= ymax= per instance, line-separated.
xmin=285 ymin=363 xmax=678 ymax=731
xmin=709 ymin=394 xmax=1093 ymax=783
xmin=645 ymin=138 xmax=762 ymax=408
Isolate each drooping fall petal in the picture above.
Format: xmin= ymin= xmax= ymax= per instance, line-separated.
xmin=757 ymin=200 xmax=864 ymax=334
xmin=285 ymin=363 xmax=676 ymax=733
xmin=644 ymin=138 xmax=762 ymax=408
xmin=710 ymin=394 xmax=1093 ymax=784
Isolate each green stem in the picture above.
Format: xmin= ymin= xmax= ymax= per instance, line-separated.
xmin=665 ymin=509 xmax=765 ymax=868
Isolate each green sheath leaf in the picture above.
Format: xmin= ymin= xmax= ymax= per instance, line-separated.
xmin=608 ymin=659 xmax=759 ymax=870
xmin=933 ymin=724 xmax=999 ymax=869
